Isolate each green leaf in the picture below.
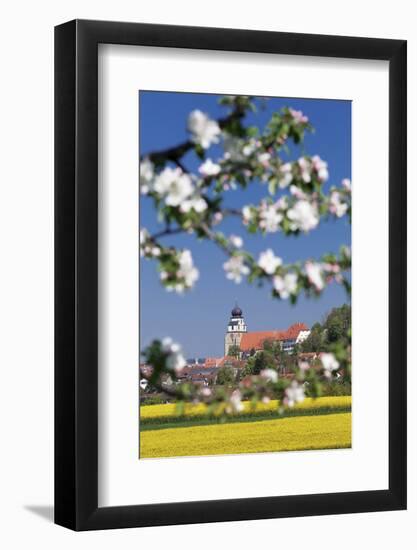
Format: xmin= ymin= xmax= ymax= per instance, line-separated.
xmin=195 ymin=144 xmax=205 ymax=159
xmin=246 ymin=126 xmax=259 ymax=137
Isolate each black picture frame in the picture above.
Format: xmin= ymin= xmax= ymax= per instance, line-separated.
xmin=55 ymin=19 xmax=407 ymax=531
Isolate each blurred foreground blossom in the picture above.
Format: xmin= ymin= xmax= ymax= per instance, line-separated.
xmin=284 ymin=381 xmax=305 ymax=407
xmin=260 ymin=369 xmax=279 ymax=383
xmin=258 ymin=249 xmax=282 ymax=275
xmin=223 ymin=255 xmax=250 ymax=283
xmin=320 ymin=352 xmax=340 ymax=378
xmin=154 ymin=167 xmax=194 ymax=207
xmin=161 ymin=337 xmax=187 ymax=374
xmin=273 ymin=273 xmax=298 ymax=299
xmin=199 ymin=158 xmax=221 ymax=177
xmin=188 ymin=110 xmax=221 ymax=149
xmin=305 ymin=261 xmax=325 ymax=291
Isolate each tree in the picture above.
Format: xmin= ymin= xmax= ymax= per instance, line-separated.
xmin=216 ymin=366 xmax=236 ymax=386
xmin=262 ymin=339 xmax=282 ymax=358
xmin=324 ymin=304 xmax=351 ymax=345
xmin=252 ymin=351 xmax=276 ymax=375
xmin=228 ymin=344 xmax=241 ymax=358
xmin=300 ymin=305 xmax=351 ymax=353
xmin=300 ymin=324 xmax=325 ymax=352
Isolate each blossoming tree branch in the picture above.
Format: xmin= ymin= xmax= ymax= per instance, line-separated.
xmin=140 ymin=95 xmax=351 ymax=415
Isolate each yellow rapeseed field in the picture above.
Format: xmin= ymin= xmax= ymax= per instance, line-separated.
xmin=140 ymin=412 xmax=352 ymax=458
xmin=140 ymin=396 xmax=351 ymax=420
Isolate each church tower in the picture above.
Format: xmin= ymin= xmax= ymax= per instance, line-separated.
xmin=224 ymin=304 xmax=247 ymax=356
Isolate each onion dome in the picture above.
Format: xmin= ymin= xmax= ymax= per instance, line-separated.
xmin=231 ymin=304 xmax=242 ymax=317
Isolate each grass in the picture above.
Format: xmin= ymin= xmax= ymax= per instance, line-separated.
xmin=140 ymin=412 xmax=352 ymax=458
xmin=140 ymin=396 xmax=352 ymax=429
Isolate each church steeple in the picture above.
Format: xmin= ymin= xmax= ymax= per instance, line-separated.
xmin=227 ymin=303 xmax=247 ymax=333
xmin=224 ymin=303 xmax=247 ymax=355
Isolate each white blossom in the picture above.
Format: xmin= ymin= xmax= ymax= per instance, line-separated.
xmin=242 ymin=141 xmax=257 ymax=156
xmin=166 ymin=352 xmax=186 ymax=373
xmin=198 ymin=158 xmax=221 ymax=177
xmin=213 ymin=212 xmax=223 ymax=225
xmin=139 ymin=157 xmax=154 ymax=194
xmin=312 ymin=155 xmax=329 ymax=182
xmin=153 ymin=167 xmax=194 ymax=207
xmin=320 ymin=352 xmax=340 ymax=378
xmin=305 ymin=261 xmax=325 ymax=291
xmin=329 ymin=191 xmax=348 ymax=218
xmin=161 ymin=337 xmax=187 ymax=374
xmin=140 ymin=227 xmax=150 ymax=257
xmin=284 ymin=381 xmax=305 ymax=407
xmin=278 ymin=163 xmax=293 ymax=188
xmin=287 ymin=200 xmax=319 ymax=232
xmin=161 ymin=337 xmax=179 ymax=354
xmin=342 ymin=178 xmax=351 ymax=192
xmin=258 ymin=249 xmax=282 ymax=275
xmin=140 ymin=227 xmax=149 ymax=247
xmin=177 ymin=250 xmax=199 ymax=289
xmin=223 ymin=255 xmax=250 ymax=284
xmin=188 ymin=110 xmax=221 ymax=149
xmin=180 ymin=195 xmax=208 ymax=213
xmin=298 ymin=360 xmax=310 ymax=372
xmin=289 ymin=185 xmax=307 ymax=200
xmin=289 ymin=108 xmax=309 ymax=124
xmin=242 ymin=205 xmax=253 ymax=224
xmin=341 ymin=245 xmax=351 ymax=259
xmin=275 ymin=196 xmax=289 ymax=210
xmin=228 ymin=390 xmax=244 ymax=413
xmin=229 ymin=235 xmax=243 ymax=248
xmin=258 ymin=152 xmax=271 ymax=166
xmin=298 ymin=157 xmax=311 ymax=183
xmin=260 ymin=368 xmax=278 ymax=383
xmin=259 ymin=205 xmax=283 ymax=233
xmin=273 ymin=273 xmax=298 ymax=299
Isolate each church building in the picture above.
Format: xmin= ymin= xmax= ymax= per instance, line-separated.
xmin=224 ymin=304 xmax=310 ymax=356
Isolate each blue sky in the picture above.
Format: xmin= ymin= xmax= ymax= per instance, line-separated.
xmin=139 ymin=92 xmax=351 ymax=357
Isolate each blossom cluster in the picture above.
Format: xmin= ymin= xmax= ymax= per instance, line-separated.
xmin=255 ymin=246 xmax=351 ymax=301
xmin=141 ymin=163 xmax=208 ymax=214
xmin=242 ymin=177 xmax=350 ymax=236
xmin=188 ymin=110 xmax=221 ymax=149
xmin=140 ymin=229 xmax=199 ymax=293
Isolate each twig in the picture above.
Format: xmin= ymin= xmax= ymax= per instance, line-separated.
xmin=150 ymin=227 xmax=186 ymax=240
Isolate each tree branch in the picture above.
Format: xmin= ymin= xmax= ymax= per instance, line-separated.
xmin=150 ymin=227 xmax=186 ymax=240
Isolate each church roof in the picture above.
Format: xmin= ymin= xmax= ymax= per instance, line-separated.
xmin=240 ymin=323 xmax=309 ymax=351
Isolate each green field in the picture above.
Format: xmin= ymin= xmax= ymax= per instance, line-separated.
xmin=140 ymin=396 xmax=352 ymax=458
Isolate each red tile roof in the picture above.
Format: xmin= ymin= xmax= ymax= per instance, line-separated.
xmin=204 ymin=357 xmax=222 ymax=368
xmin=240 ymin=323 xmax=308 ymax=351
xmin=217 ymin=355 xmax=243 ymax=368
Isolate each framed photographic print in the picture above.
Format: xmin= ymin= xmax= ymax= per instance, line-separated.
xmin=55 ymin=19 xmax=407 ymax=530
